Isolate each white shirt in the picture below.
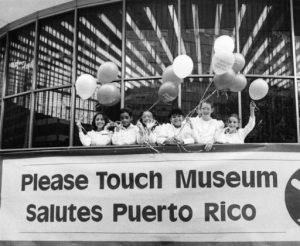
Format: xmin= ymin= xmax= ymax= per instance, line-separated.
xmin=137 ymin=126 xmax=157 ymax=144
xmin=112 ymin=124 xmax=139 ymax=145
xmin=190 ymin=117 xmax=224 ymax=144
xmin=79 ymin=130 xmax=112 ymax=146
xmin=215 ymin=117 xmax=255 ymax=144
xmin=156 ymin=123 xmax=195 ymax=145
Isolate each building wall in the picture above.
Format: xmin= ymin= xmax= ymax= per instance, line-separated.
xmin=0 ymin=0 xmax=299 ymax=149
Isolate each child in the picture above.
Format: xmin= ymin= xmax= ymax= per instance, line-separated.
xmin=136 ymin=110 xmax=159 ymax=144
xmin=188 ymin=101 xmax=224 ymax=151
xmin=215 ymin=101 xmax=256 ymax=144
xmin=156 ymin=108 xmax=194 ymax=145
xmin=112 ymin=108 xmax=139 ymax=145
xmin=77 ymin=112 xmax=112 ymax=146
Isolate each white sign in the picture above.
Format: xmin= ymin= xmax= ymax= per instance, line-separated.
xmin=0 ymin=151 xmax=300 ymax=242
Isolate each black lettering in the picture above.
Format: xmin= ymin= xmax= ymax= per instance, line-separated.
xmin=26 ymin=204 xmax=36 ymax=221
xmin=21 ymin=174 xmax=33 ymax=191
xmin=113 ymin=203 xmax=127 ymax=222
xmin=91 ymin=205 xmax=103 ymax=222
xmin=176 ymin=170 xmax=196 ymax=188
xmin=205 ymin=203 xmax=219 ymax=221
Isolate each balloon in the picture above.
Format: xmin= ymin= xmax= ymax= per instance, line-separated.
xmin=212 ymin=51 xmax=235 ymax=75
xmin=230 ymin=74 xmax=247 ymax=92
xmin=158 ymin=81 xmax=179 ymax=102
xmin=213 ymin=69 xmax=236 ymax=90
xmin=97 ymin=62 xmax=118 ymax=84
xmin=97 ymin=83 xmax=121 ymax=106
xmin=172 ymin=55 xmax=194 ymax=79
xmin=75 ymin=74 xmax=97 ymax=100
xmin=162 ymin=65 xmax=182 ymax=85
xmin=232 ymin=53 xmax=245 ymax=73
xmin=214 ymin=35 xmax=235 ymax=53
xmin=249 ymin=79 xmax=269 ymax=100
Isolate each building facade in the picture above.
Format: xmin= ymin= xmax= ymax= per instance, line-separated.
xmin=0 ymin=0 xmax=299 ymax=149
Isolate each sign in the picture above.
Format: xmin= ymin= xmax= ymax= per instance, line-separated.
xmin=0 ymin=150 xmax=300 ymax=242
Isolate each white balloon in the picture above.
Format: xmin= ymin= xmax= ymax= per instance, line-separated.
xmin=232 ymin=53 xmax=246 ymax=73
xmin=214 ymin=35 xmax=235 ymax=53
xmin=249 ymin=79 xmax=269 ymax=100
xmin=97 ymin=62 xmax=119 ymax=84
xmin=212 ymin=51 xmax=235 ymax=75
xmin=75 ymin=74 xmax=97 ymax=100
xmin=172 ymin=55 xmax=194 ymax=79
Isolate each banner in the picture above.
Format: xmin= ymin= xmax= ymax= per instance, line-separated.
xmin=0 ymin=148 xmax=300 ymax=243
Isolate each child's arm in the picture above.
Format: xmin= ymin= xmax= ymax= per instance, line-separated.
xmin=242 ymin=102 xmax=256 ymax=137
xmin=78 ymin=131 xmax=92 ymax=146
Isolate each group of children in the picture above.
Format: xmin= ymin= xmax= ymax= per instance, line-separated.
xmin=77 ymin=101 xmax=256 ymax=150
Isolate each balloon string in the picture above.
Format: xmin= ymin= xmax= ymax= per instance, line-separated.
xmin=147 ymin=98 xmax=161 ymax=112
xmin=173 ymin=88 xmax=217 ymax=140
xmin=186 ymin=78 xmax=214 ymax=118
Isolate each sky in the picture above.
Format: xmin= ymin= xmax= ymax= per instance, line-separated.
xmin=0 ymin=0 xmax=71 ymax=28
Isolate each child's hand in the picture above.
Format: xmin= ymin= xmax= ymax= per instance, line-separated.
xmin=76 ymin=121 xmax=83 ymax=131
xmin=114 ymin=121 xmax=123 ymax=132
xmin=164 ymin=138 xmax=176 ymax=145
xmin=186 ymin=117 xmax=193 ymax=129
xmin=250 ymin=101 xmax=256 ymax=109
xmin=204 ymin=142 xmax=213 ymax=151
xmin=174 ymin=138 xmax=184 ymax=145
xmin=146 ymin=120 xmax=155 ymax=129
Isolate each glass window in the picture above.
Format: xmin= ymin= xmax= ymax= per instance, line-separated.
xmin=32 ymin=88 xmax=71 ymax=147
xmin=2 ymin=95 xmax=31 ymax=148
xmin=75 ymin=3 xmax=122 ymax=145
xmin=294 ymin=0 xmax=300 ymax=76
xmin=181 ymin=77 xmax=238 ymax=123
xmin=7 ymin=23 xmax=35 ymax=95
xmin=126 ymin=0 xmax=178 ymax=78
xmin=239 ymin=0 xmax=293 ymax=76
xmin=241 ymin=78 xmax=296 ymax=143
xmin=181 ymin=0 xmax=236 ymax=74
xmin=125 ymin=79 xmax=176 ymax=123
xmin=0 ymin=36 xmax=6 ymax=98
xmin=77 ymin=3 xmax=122 ymax=77
xmin=37 ymin=12 xmax=74 ymax=89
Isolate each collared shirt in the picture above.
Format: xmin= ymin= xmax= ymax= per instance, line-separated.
xmin=112 ymin=124 xmax=139 ymax=145
xmin=156 ymin=123 xmax=195 ymax=145
xmin=79 ymin=130 xmax=112 ymax=146
xmin=215 ymin=116 xmax=255 ymax=144
xmin=190 ymin=117 xmax=224 ymax=144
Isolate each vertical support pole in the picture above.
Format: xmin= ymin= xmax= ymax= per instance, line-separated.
xmin=290 ymin=0 xmax=300 ymax=142
xmin=69 ymin=6 xmax=78 ymax=146
xmin=121 ymin=0 xmax=126 ymax=108
xmin=235 ymin=0 xmax=243 ymax=127
xmin=28 ymin=19 xmax=39 ymax=148
xmin=0 ymin=33 xmax=9 ymax=148
xmin=178 ymin=0 xmax=182 ymax=108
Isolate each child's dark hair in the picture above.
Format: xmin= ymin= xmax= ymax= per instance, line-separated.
xmin=120 ymin=108 xmax=133 ymax=117
xmin=227 ymin=113 xmax=240 ymax=123
xmin=169 ymin=108 xmax=183 ymax=118
xmin=92 ymin=112 xmax=109 ymax=130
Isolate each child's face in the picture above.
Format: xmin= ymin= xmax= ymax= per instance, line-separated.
xmin=141 ymin=111 xmax=153 ymax=124
xmin=227 ymin=116 xmax=239 ymax=130
xmin=95 ymin=114 xmax=105 ymax=130
xmin=198 ymin=102 xmax=213 ymax=117
xmin=120 ymin=112 xmax=132 ymax=127
xmin=170 ymin=114 xmax=183 ymax=128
